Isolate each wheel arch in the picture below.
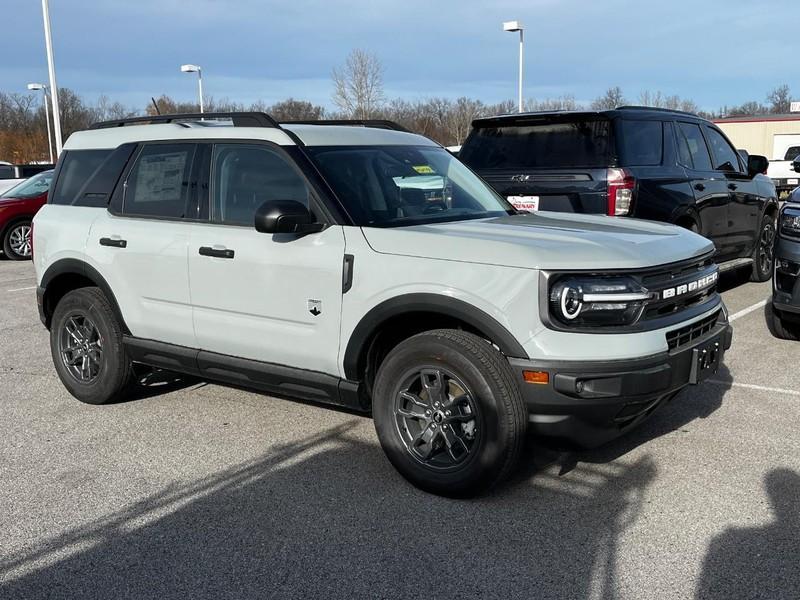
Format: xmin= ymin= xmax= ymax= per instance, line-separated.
xmin=40 ymin=258 xmax=129 ymax=333
xmin=343 ymin=293 xmax=528 ymax=386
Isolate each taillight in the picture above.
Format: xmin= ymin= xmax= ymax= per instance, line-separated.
xmin=607 ymin=168 xmax=635 ymax=216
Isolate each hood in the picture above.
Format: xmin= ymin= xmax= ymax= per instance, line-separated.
xmin=361 ymin=212 xmax=714 ymax=271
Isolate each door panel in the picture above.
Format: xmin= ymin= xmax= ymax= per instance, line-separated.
xmin=188 ymin=224 xmax=345 ymax=375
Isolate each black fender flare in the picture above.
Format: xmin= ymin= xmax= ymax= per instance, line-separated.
xmin=40 ymin=258 xmax=129 ymax=332
xmin=342 ymin=293 xmax=529 ymax=380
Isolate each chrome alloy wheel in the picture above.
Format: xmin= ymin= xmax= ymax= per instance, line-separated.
xmin=758 ymin=220 xmax=776 ymax=274
xmin=8 ymin=223 xmax=32 ymax=257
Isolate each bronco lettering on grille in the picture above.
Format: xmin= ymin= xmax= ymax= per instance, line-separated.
xmin=661 ymin=271 xmax=718 ymax=299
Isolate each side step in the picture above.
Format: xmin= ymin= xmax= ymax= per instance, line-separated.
xmin=718 ymin=257 xmax=753 ymax=273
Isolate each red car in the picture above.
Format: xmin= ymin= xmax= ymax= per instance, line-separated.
xmin=0 ymin=169 xmax=53 ymax=260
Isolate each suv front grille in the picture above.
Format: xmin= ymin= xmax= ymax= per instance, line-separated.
xmin=639 ymin=256 xmax=718 ymax=324
xmin=666 ymin=310 xmax=720 ymax=351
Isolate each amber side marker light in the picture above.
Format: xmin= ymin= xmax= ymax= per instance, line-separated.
xmin=523 ymin=370 xmax=549 ymax=384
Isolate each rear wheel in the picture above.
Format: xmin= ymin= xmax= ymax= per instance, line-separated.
xmin=750 ymin=215 xmax=776 ymax=282
xmin=50 ymin=287 xmax=135 ymax=404
xmin=372 ymin=329 xmax=526 ymax=497
xmin=2 ymin=219 xmax=32 ymax=260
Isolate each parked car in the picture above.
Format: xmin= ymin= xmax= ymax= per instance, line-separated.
xmin=771 ymin=198 xmax=800 ymax=339
xmin=33 ymin=112 xmax=731 ymax=496
xmin=0 ymin=162 xmax=54 ymax=195
xmin=766 ymin=138 xmax=800 ymax=196
xmin=459 ymin=107 xmax=779 ymax=282
xmin=0 ymin=169 xmax=53 ymax=260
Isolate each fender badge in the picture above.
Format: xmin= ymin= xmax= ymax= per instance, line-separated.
xmin=308 ymin=299 xmax=322 ymax=316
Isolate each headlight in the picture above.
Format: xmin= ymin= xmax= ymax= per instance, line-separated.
xmin=549 ymin=276 xmax=652 ymax=327
xmin=780 ymin=207 xmax=800 ymax=238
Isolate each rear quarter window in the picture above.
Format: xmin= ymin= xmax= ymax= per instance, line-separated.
xmin=616 ymin=120 xmax=663 ymax=166
xmin=50 ymin=150 xmax=113 ymax=205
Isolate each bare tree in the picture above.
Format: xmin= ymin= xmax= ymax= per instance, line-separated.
xmin=591 ymin=86 xmax=626 ymax=110
xmin=526 ymin=95 xmax=580 ymax=111
xmin=331 ymin=49 xmax=385 ymax=119
xmin=767 ymin=84 xmax=791 ymax=114
xmin=446 ymin=97 xmax=486 ymax=145
xmin=268 ymin=98 xmax=325 ymax=121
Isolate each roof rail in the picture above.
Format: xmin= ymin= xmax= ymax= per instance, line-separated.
xmin=615 ymin=105 xmax=699 ymax=117
xmin=89 ymin=112 xmax=281 ymax=130
xmin=281 ymin=119 xmax=411 ymax=133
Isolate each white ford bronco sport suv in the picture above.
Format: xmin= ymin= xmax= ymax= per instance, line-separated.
xmin=33 ymin=112 xmax=732 ymax=496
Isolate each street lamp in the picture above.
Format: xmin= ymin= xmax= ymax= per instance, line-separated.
xmin=27 ymin=83 xmax=53 ymax=163
xmin=503 ymin=20 xmax=524 ymax=113
xmin=40 ymin=0 xmax=63 ymax=156
xmin=180 ymin=64 xmax=204 ymax=113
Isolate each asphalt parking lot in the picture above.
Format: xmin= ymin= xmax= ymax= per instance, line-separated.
xmin=0 ymin=260 xmax=798 ymax=600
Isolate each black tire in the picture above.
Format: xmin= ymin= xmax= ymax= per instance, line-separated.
xmin=2 ymin=219 xmax=33 ymax=260
xmin=372 ymin=329 xmax=526 ymax=497
xmin=750 ymin=214 xmax=776 ymax=282
xmin=770 ymin=305 xmax=800 ymax=341
xmin=50 ymin=287 xmax=135 ymax=405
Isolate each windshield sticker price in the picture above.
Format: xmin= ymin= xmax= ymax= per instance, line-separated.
xmin=412 ymin=165 xmax=435 ymax=174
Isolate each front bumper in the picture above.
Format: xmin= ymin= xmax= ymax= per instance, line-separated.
xmin=773 ymin=235 xmax=800 ymax=320
xmin=508 ymin=314 xmax=732 ymax=448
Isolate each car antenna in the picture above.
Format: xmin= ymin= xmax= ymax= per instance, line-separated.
xmin=150 ymin=97 xmax=161 ymax=115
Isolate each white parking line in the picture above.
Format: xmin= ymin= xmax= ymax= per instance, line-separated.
xmin=728 ymin=299 xmax=768 ymax=322
xmin=6 ymin=286 xmax=36 ymax=293
xmin=708 ymin=379 xmax=800 ymax=397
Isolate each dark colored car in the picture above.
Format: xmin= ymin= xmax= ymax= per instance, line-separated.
xmin=772 ymin=199 xmax=800 ymax=339
xmin=459 ymin=107 xmax=780 ymax=281
xmin=0 ymin=169 xmax=54 ymax=260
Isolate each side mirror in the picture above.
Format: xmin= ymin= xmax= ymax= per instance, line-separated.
xmin=747 ymin=154 xmax=769 ymax=177
xmin=254 ymin=200 xmax=324 ymax=234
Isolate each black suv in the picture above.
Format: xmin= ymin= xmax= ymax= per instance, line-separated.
xmin=459 ymin=107 xmax=779 ymax=281
xmin=772 ymin=199 xmax=800 ymax=339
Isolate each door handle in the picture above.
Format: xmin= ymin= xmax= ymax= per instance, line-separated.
xmin=199 ymin=246 xmax=235 ymax=259
xmin=99 ymin=237 xmax=127 ymax=248
xmin=728 ymin=183 xmax=738 ymax=191
xmin=694 ymin=183 xmax=705 ymax=191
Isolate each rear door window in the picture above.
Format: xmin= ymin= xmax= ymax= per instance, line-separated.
xmin=676 ymin=123 xmax=713 ymax=171
xmin=50 ymin=150 xmax=112 ymax=204
xmin=703 ymin=126 xmax=742 ymax=172
xmin=122 ymin=144 xmax=197 ymax=219
xmin=616 ymin=120 xmax=663 ymax=166
xmin=459 ymin=118 xmax=611 ymax=169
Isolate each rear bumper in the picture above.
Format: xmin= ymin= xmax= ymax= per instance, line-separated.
xmin=508 ymin=315 xmax=732 ymax=448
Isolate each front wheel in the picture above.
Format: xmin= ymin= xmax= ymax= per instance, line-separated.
xmin=50 ymin=287 xmax=135 ymax=404
xmin=770 ymin=305 xmax=800 ymax=341
xmin=751 ymin=215 xmax=776 ymax=282
xmin=2 ymin=220 xmax=32 ymax=260
xmin=372 ymin=329 xmax=527 ymax=497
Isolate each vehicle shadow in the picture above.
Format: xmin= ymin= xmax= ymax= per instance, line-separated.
xmin=717 ymin=268 xmax=751 ymax=293
xmin=695 ymin=468 xmax=800 ymax=599
xmin=532 ymin=364 xmax=734 ymax=470
xmin=0 ymin=421 xmax=658 ymax=600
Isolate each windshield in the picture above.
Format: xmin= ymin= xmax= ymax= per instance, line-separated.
xmin=0 ymin=170 xmax=54 ymax=199
xmin=459 ymin=118 xmax=611 ymax=170
xmin=307 ymin=145 xmax=513 ymax=227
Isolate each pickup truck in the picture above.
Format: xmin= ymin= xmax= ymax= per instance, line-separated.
xmin=767 ymin=141 xmax=800 ymax=196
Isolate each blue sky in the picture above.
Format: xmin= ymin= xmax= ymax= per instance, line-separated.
xmin=2 ymin=0 xmax=794 ymax=112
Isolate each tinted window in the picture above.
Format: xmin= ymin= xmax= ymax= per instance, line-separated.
xmin=19 ymin=165 xmax=53 ymax=178
xmin=123 ymin=144 xmax=196 ymax=218
xmin=704 ymin=126 xmax=741 ymax=172
xmin=784 ymin=146 xmax=800 ymax=161
xmin=0 ymin=165 xmax=14 ymax=179
xmin=50 ymin=150 xmax=112 ymax=205
xmin=0 ymin=170 xmax=53 ymax=199
xmin=460 ymin=118 xmax=611 ymax=169
xmin=616 ymin=119 xmax=663 ymax=166
xmin=211 ymin=144 xmax=310 ymax=225
xmin=308 ymin=145 xmax=512 ymax=227
xmin=676 ymin=123 xmax=713 ymax=171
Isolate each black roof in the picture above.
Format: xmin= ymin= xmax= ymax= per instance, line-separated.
xmin=472 ymin=106 xmax=706 ymax=128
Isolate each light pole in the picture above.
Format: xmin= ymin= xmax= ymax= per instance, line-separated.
xmin=27 ymin=83 xmax=54 ymax=163
xmin=503 ymin=21 xmax=524 ymax=113
xmin=40 ymin=0 xmax=63 ymax=156
xmin=180 ymin=64 xmax=204 ymax=113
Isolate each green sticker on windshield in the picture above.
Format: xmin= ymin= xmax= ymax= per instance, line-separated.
xmin=412 ymin=165 xmax=435 ymax=174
